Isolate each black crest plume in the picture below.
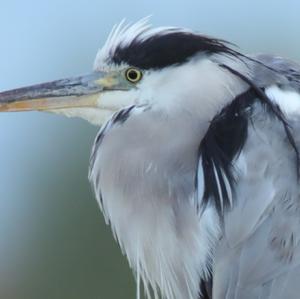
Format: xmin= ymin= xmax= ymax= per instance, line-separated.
xmin=111 ymin=30 xmax=239 ymax=69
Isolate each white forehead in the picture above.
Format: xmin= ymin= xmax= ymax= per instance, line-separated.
xmin=93 ymin=17 xmax=191 ymax=71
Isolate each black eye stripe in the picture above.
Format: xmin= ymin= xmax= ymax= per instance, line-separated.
xmin=112 ymin=32 xmax=239 ymax=70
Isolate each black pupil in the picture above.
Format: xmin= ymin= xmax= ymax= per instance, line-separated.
xmin=128 ymin=70 xmax=138 ymax=81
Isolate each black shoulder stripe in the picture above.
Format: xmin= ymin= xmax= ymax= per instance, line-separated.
xmin=197 ymin=88 xmax=256 ymax=214
xmin=220 ymin=64 xmax=300 ymax=178
xmin=198 ymin=65 xmax=299 ymax=215
xmin=199 ymin=276 xmax=212 ymax=299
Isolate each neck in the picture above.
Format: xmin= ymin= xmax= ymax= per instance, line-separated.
xmin=89 ymin=109 xmax=222 ymax=299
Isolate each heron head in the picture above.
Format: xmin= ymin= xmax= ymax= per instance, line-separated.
xmin=0 ymin=18 xmax=243 ymax=125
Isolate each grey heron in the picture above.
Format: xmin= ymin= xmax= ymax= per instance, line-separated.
xmin=1 ymin=18 xmax=300 ymax=299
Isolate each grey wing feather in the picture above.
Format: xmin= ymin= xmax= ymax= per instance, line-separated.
xmin=212 ymin=55 xmax=300 ymax=299
xmin=249 ymin=53 xmax=300 ymax=91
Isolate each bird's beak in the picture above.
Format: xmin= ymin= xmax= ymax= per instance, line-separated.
xmin=0 ymin=71 xmax=130 ymax=112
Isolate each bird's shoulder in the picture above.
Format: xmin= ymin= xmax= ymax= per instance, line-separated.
xmin=211 ymin=98 xmax=300 ymax=298
xmin=250 ymin=53 xmax=300 ymax=91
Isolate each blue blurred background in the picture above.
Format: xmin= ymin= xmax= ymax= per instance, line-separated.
xmin=0 ymin=1 xmax=299 ymax=298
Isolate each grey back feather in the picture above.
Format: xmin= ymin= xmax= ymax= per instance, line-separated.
xmin=250 ymin=54 xmax=300 ymax=90
xmin=212 ymin=55 xmax=300 ymax=299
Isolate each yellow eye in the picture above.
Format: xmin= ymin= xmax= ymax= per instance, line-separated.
xmin=125 ymin=68 xmax=143 ymax=83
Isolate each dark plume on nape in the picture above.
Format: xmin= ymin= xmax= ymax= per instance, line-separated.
xmin=111 ymin=31 xmax=240 ymax=69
